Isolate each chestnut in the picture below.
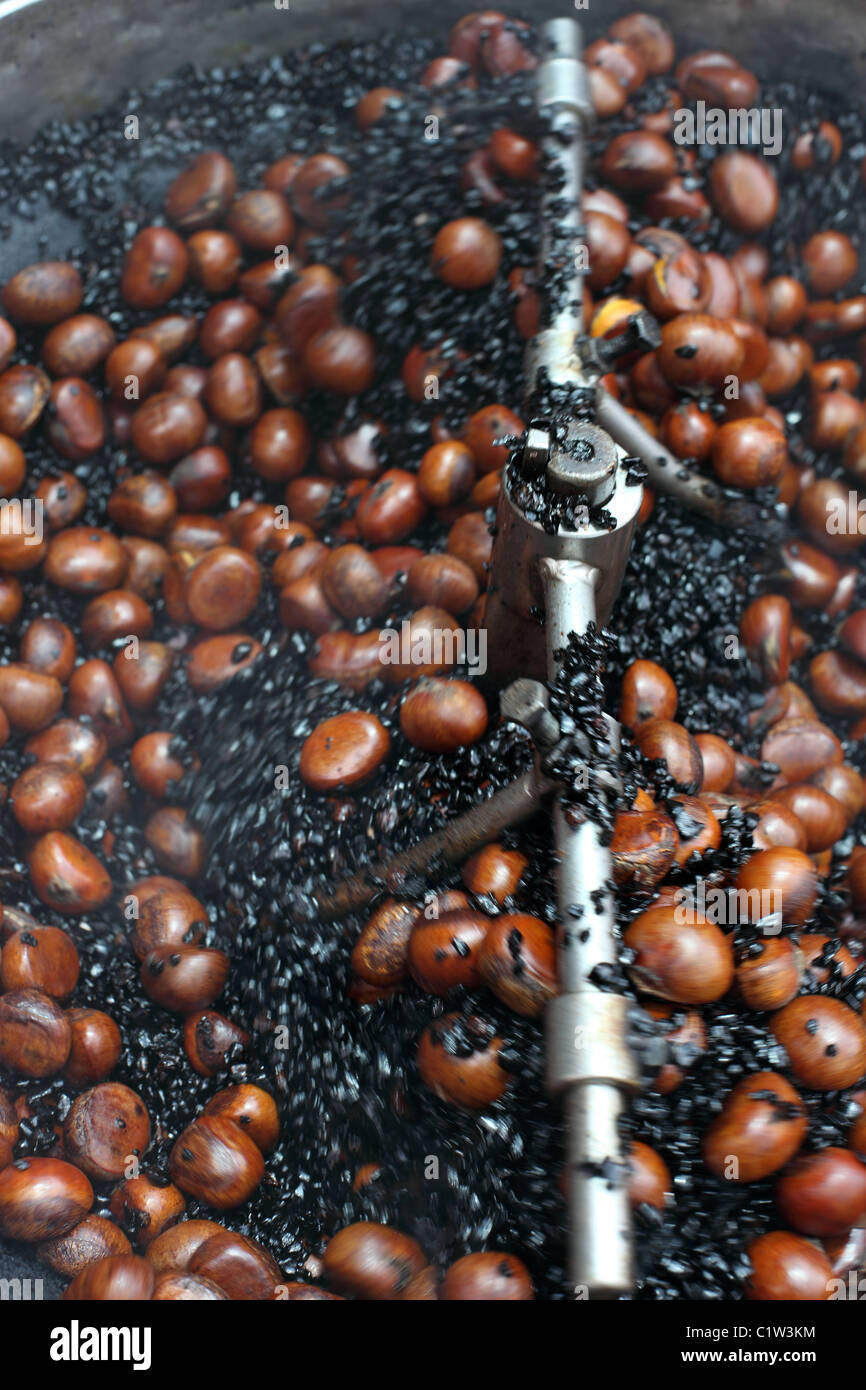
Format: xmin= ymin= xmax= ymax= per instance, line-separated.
xmin=19 ymin=616 xmax=76 ymax=680
xmin=145 ymin=1218 xmax=225 ymax=1275
xmin=113 ymin=640 xmax=173 ymax=712
xmin=625 ymin=904 xmax=733 ymax=1004
xmin=320 ymin=543 xmax=389 ymax=620
xmin=440 ymin=1250 xmax=533 ymax=1300
xmin=2 ymin=260 xmax=82 ymax=325
xmin=186 ymin=633 xmax=263 ymax=692
xmin=46 ymin=377 xmax=106 ymax=461
xmin=64 ymin=1008 xmax=122 ymax=1090
xmin=183 ymin=1009 xmax=249 ymax=1076
xmin=772 ymin=784 xmax=846 ymax=853
xmin=760 ymin=717 xmax=842 ymax=784
xmin=628 ymin=1139 xmax=672 ymax=1210
xmin=322 ymin=1221 xmax=426 ymax=1300
xmin=694 ymin=733 xmax=735 ymax=793
xmin=477 ymin=913 xmax=556 ymax=1017
xmin=248 ymin=407 xmax=310 ymax=483
xmin=712 ymin=418 xmax=787 ymax=489
xmin=183 ymin=545 xmax=261 ymax=630
xmin=417 ymin=1011 xmax=508 ymax=1110
xmin=170 ymin=445 xmax=232 ymax=511
xmin=199 ymin=299 xmax=262 ymax=357
xmin=81 ymin=589 xmax=154 ymax=650
xmin=25 ymin=719 xmax=106 ymax=775
xmin=0 ymin=988 xmax=71 ymax=1077
xmin=0 ymin=1089 xmax=18 ymax=1148
xmin=600 ymin=130 xmax=676 ymax=193
xmin=186 ymin=229 xmax=242 ymax=295
xmin=203 ymin=351 xmax=262 ymax=428
xmin=0 ymin=925 xmax=79 ymax=998
xmin=745 ymin=1231 xmax=832 ymax=1301
xmin=408 ymin=907 xmax=489 ymax=994
xmin=38 ymin=1214 xmax=132 ymax=1277
xmin=809 ymin=650 xmax=866 ymax=717
xmin=620 ymin=659 xmax=677 ymax=731
xmin=0 ymin=1157 xmax=93 ymax=1241
xmin=0 ymin=363 xmax=51 ymax=440
xmin=29 ymin=831 xmax=112 ymax=914
xmin=107 ymin=473 xmax=177 ymax=537
xmin=42 ymin=313 xmax=116 ymax=378
xmin=775 ymin=997 xmax=866 ymax=1090
xmin=141 ymin=945 xmax=229 ymax=1014
xmin=660 ymin=401 xmax=717 ymax=463
xmin=62 ymin=1253 xmax=155 ymax=1301
xmin=10 ymin=764 xmax=87 ymax=836
xmin=0 ymin=316 xmax=13 ymax=371
xmin=144 ymin=806 xmax=206 ymax=879
xmin=355 ymin=469 xmax=427 ymax=545
xmin=418 ymin=440 xmax=476 ymax=507
xmin=35 ymin=465 xmax=91 ymax=524
xmin=189 ymin=1228 xmax=283 ymax=1300
xmin=291 ymin=152 xmax=350 ymax=229
xmin=400 ymin=678 xmax=488 ymax=753
xmin=609 ymin=13 xmax=674 ymax=75
xmin=351 ymin=898 xmax=416 ymax=987
xmin=121 ymin=227 xmax=188 ymax=310
xmin=44 ymin=528 xmax=128 ymax=595
xmin=130 ymin=391 xmax=207 ymax=465
xmin=152 ymin=1272 xmax=228 ymax=1300
xmin=407 ymin=554 xmax=478 ymax=615
xmin=703 ymin=1071 xmax=808 ymax=1181
xmin=610 ymin=806 xmax=678 ymax=889
xmin=299 ymin=711 xmax=390 ymax=792
xmin=63 ymin=1083 xmax=151 ymax=1183
xmin=792 ymin=122 xmax=843 ymax=170
xmin=709 ymin=152 xmax=778 ymax=234
xmin=170 ymin=1115 xmax=265 ymax=1208
xmin=736 ymin=848 xmax=817 ymax=928
xmin=802 ymin=230 xmax=858 ymax=297
xmin=163 ymin=148 xmax=236 ymax=226
xmin=275 ymin=265 xmax=340 ymax=353
xmin=109 ymin=1174 xmax=186 ymax=1248
xmin=736 ymin=937 xmax=802 ymax=1011
xmin=776 ymin=1146 xmax=866 ymax=1237
xmin=302 ymin=325 xmax=376 ymax=396
xmin=635 ymin=719 xmax=703 ymax=789
xmin=461 ymin=843 xmax=527 ymax=903
xmin=201 ymin=1085 xmax=279 ymax=1154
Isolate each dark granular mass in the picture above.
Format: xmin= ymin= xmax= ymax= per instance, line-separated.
xmin=1 ymin=15 xmax=866 ymax=1302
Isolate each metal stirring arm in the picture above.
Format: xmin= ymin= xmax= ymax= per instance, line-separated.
xmin=483 ymin=18 xmax=642 ymax=1299
xmin=540 ymin=557 xmax=638 ymax=1300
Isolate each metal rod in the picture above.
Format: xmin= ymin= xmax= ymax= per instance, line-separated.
xmin=540 ymin=555 xmax=637 ymax=1302
xmin=314 ymin=769 xmax=555 ymax=921
xmin=523 ymin=16 xmax=593 ymax=396
xmin=595 ymin=387 xmax=775 ymax=532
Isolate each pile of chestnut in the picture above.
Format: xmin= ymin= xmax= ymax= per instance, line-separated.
xmin=0 ymin=3 xmax=865 ymax=1299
